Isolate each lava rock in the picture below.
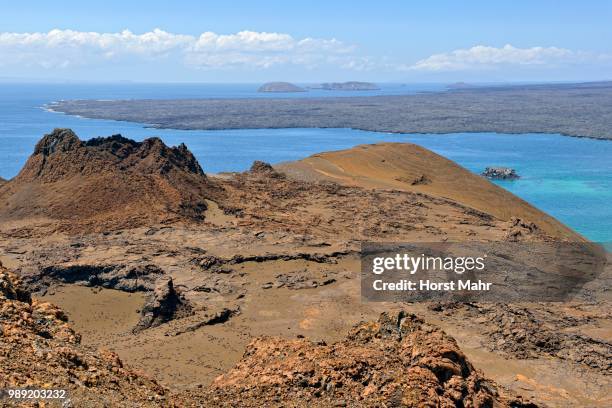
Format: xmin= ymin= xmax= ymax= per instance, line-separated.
xmin=482 ymin=167 xmax=520 ymax=180
xmin=133 ymin=277 xmax=192 ymax=332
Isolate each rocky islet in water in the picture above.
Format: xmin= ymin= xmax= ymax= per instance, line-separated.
xmin=482 ymin=166 xmax=520 ymax=180
xmin=257 ymin=81 xmax=306 ymax=93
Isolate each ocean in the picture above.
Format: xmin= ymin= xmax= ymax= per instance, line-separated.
xmin=0 ymin=83 xmax=610 ymax=242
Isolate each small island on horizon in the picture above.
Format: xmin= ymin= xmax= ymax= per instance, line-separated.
xmin=257 ymin=81 xmax=380 ymax=92
xmin=447 ymin=82 xmax=478 ymax=90
xmin=308 ymin=81 xmax=380 ymax=91
xmin=258 ymin=82 xmax=306 ymax=93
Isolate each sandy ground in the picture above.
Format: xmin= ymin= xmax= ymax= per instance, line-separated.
xmin=38 ymin=250 xmax=611 ymax=406
xmin=2 ymin=139 xmax=608 ymax=406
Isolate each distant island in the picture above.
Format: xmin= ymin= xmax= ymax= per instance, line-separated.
xmin=258 ymin=82 xmax=305 ymax=93
xmin=48 ymin=81 xmax=612 ymax=140
xmin=309 ymin=81 xmax=379 ymax=91
xmin=447 ymin=82 xmax=477 ymax=90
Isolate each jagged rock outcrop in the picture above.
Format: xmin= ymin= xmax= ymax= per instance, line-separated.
xmin=258 ymin=82 xmax=305 ymax=93
xmin=0 ymin=262 xmax=31 ymax=303
xmin=0 ymin=262 xmax=174 ymax=406
xmin=0 ymin=129 xmax=222 ymax=233
xmin=206 ymin=311 xmax=534 ymax=407
xmin=33 ymin=263 xmax=164 ymax=293
xmin=482 ymin=167 xmax=520 ymax=180
xmin=429 ymin=302 xmax=612 ymax=375
xmin=505 ymin=217 xmax=540 ymax=241
xmin=134 ymin=277 xmax=192 ymax=332
xmin=249 ymin=160 xmax=285 ymax=178
xmin=250 ymin=160 xmax=275 ymax=173
xmin=474 ymin=304 xmax=611 ymax=373
xmin=17 ymin=129 xmax=205 ymax=182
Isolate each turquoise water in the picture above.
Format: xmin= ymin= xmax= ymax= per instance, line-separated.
xmin=0 ymin=83 xmax=610 ymax=241
xmin=0 ymin=82 xmax=442 ymax=178
xmin=403 ymin=133 xmax=612 ymax=243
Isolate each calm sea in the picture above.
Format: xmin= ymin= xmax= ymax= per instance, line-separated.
xmin=0 ymin=83 xmax=610 ymax=242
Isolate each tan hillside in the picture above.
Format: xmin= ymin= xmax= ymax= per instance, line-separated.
xmin=278 ymin=142 xmax=582 ymax=240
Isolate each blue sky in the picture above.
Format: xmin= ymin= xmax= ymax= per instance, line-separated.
xmin=1 ymin=0 xmax=611 ymax=82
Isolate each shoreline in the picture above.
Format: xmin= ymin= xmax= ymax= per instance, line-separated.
xmin=44 ymin=101 xmax=612 ymax=142
xmin=44 ymin=103 xmax=612 ymax=142
xmin=6 ymin=112 xmax=611 ymax=241
xmin=42 ymin=99 xmax=612 ymax=144
xmin=45 ymin=81 xmax=612 ymax=140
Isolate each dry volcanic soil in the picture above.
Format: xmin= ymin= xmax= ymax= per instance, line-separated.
xmin=0 ymin=129 xmax=610 ymax=407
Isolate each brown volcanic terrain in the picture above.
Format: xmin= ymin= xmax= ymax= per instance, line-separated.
xmin=203 ymin=311 xmax=528 ymax=407
xmin=0 ymin=265 xmax=528 ymax=407
xmin=278 ymin=143 xmax=581 ymax=240
xmin=0 ymin=130 xmax=610 ymax=407
xmin=0 ymin=262 xmax=173 ymax=407
xmin=0 ymin=129 xmax=220 ymax=233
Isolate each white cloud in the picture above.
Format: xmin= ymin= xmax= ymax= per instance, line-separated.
xmin=409 ymin=44 xmax=588 ymax=71
xmin=191 ymin=31 xmax=294 ymax=52
xmin=1 ymin=30 xmax=608 ymax=78
xmin=0 ymin=28 xmax=353 ymax=70
xmin=185 ymin=31 xmax=355 ymax=69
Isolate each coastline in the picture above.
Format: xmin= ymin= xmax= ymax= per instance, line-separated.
xmin=8 ymin=104 xmax=612 ymax=242
xmin=42 ymin=102 xmax=612 ymax=142
xmin=46 ymin=81 xmax=612 ymax=140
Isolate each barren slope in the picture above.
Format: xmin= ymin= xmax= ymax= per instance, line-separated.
xmin=1 ymin=263 xmax=532 ymax=407
xmin=278 ymin=142 xmax=581 ymax=240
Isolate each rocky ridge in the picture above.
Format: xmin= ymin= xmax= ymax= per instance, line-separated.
xmin=204 ymin=311 xmax=534 ymax=407
xmin=0 ymin=261 xmax=173 ymax=407
xmin=1 ymin=263 xmax=535 ymax=407
xmin=0 ymin=129 xmax=221 ymax=233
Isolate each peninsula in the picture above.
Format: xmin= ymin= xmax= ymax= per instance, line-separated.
xmin=49 ymin=81 xmax=612 ymax=139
